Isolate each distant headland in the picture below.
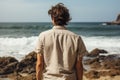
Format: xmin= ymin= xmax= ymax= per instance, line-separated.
xmin=106 ymin=14 xmax=120 ymax=25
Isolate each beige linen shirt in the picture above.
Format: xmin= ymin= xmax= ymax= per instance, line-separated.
xmin=35 ymin=26 xmax=88 ymax=80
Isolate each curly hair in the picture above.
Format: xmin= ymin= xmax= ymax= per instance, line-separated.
xmin=48 ymin=3 xmax=71 ymax=26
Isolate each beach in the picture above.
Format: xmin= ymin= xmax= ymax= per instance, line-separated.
xmin=0 ymin=50 xmax=120 ymax=80
xmin=0 ymin=22 xmax=120 ymax=80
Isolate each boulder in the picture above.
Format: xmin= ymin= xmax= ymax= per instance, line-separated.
xmin=106 ymin=14 xmax=120 ymax=25
xmin=17 ymin=51 xmax=37 ymax=73
xmin=84 ymin=57 xmax=101 ymax=69
xmin=0 ymin=57 xmax=18 ymax=75
xmin=84 ymin=58 xmax=99 ymax=65
xmin=86 ymin=48 xmax=108 ymax=57
xmin=85 ymin=70 xmax=100 ymax=79
xmin=102 ymin=56 xmax=120 ymax=69
xmin=85 ymin=69 xmax=120 ymax=79
xmin=108 ymin=69 xmax=120 ymax=76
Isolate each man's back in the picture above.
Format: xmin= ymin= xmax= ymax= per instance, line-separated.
xmin=36 ymin=3 xmax=88 ymax=80
xmin=35 ymin=26 xmax=87 ymax=80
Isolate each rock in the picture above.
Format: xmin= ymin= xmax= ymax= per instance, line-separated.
xmin=0 ymin=57 xmax=18 ymax=75
xmin=101 ymin=55 xmax=120 ymax=69
xmin=106 ymin=22 xmax=120 ymax=25
xmin=102 ymin=59 xmax=120 ymax=69
xmin=116 ymin=14 xmax=120 ymax=21
xmin=85 ymin=69 xmax=120 ymax=79
xmin=99 ymin=71 xmax=109 ymax=76
xmin=85 ymin=70 xmax=100 ymax=79
xmin=86 ymin=48 xmax=108 ymax=57
xmin=17 ymin=51 xmax=37 ymax=73
xmin=84 ymin=57 xmax=101 ymax=69
xmin=84 ymin=53 xmax=120 ymax=78
xmin=0 ymin=51 xmax=37 ymax=75
xmin=109 ymin=69 xmax=120 ymax=76
xmin=0 ymin=62 xmax=18 ymax=75
xmin=106 ymin=14 xmax=120 ymax=25
xmin=0 ymin=73 xmax=36 ymax=80
xmin=90 ymin=61 xmax=101 ymax=69
xmin=0 ymin=57 xmax=18 ymax=68
xmin=84 ymin=58 xmax=99 ymax=65
xmin=99 ymin=55 xmax=106 ymax=60
xmin=14 ymin=73 xmax=36 ymax=80
xmin=99 ymin=69 xmax=120 ymax=77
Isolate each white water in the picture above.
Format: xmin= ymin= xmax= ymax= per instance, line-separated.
xmin=83 ymin=36 xmax=120 ymax=54
xmin=0 ymin=36 xmax=37 ymax=60
xmin=0 ymin=36 xmax=120 ymax=60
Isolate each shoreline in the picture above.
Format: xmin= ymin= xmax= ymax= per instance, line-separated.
xmin=0 ymin=48 xmax=120 ymax=80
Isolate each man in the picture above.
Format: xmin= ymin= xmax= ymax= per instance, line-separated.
xmin=35 ymin=3 xmax=88 ymax=80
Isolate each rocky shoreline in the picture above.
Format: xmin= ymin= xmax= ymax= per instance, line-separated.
xmin=0 ymin=51 xmax=37 ymax=80
xmin=84 ymin=48 xmax=120 ymax=79
xmin=0 ymin=48 xmax=120 ymax=80
xmin=105 ymin=14 xmax=120 ymax=25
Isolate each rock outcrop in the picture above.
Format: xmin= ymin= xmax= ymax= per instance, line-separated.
xmin=106 ymin=14 xmax=120 ymax=25
xmin=17 ymin=51 xmax=37 ymax=73
xmin=0 ymin=49 xmax=120 ymax=80
xmin=86 ymin=48 xmax=108 ymax=57
xmin=0 ymin=57 xmax=18 ymax=75
xmin=84 ymin=53 xmax=120 ymax=79
xmin=0 ymin=51 xmax=37 ymax=75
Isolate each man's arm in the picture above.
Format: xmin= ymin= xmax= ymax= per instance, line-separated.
xmin=36 ymin=53 xmax=43 ymax=80
xmin=76 ymin=56 xmax=83 ymax=80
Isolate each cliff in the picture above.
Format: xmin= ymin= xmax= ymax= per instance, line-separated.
xmin=106 ymin=14 xmax=120 ymax=25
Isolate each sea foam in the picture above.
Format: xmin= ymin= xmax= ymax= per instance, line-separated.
xmin=0 ymin=36 xmax=37 ymax=60
xmin=0 ymin=36 xmax=120 ymax=60
xmin=83 ymin=36 xmax=120 ymax=54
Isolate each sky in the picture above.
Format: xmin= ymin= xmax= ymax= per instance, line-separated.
xmin=0 ymin=0 xmax=120 ymax=22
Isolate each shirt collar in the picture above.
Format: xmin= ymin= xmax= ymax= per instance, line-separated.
xmin=52 ymin=26 xmax=67 ymax=30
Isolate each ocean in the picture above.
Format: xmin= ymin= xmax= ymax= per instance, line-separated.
xmin=0 ymin=22 xmax=120 ymax=60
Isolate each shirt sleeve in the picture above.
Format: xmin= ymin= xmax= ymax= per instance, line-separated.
xmin=34 ymin=33 xmax=44 ymax=54
xmin=77 ymin=36 xmax=88 ymax=57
